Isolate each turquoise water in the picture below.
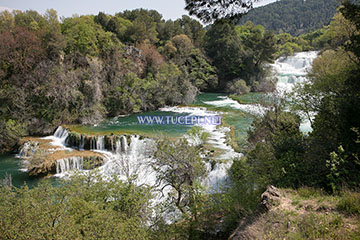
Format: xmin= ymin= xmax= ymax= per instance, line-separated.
xmin=73 ymin=93 xmax=231 ymax=136
xmin=0 ymin=93 xmax=256 ymax=188
xmin=73 ymin=92 xmax=255 ymax=147
xmin=0 ymin=154 xmax=52 ymax=188
xmin=73 ymin=110 xmax=196 ymax=137
xmin=193 ymin=92 xmax=228 ymax=104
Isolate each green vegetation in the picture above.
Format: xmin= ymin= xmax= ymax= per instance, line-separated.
xmin=227 ymin=2 xmax=360 ymax=236
xmin=1 ymin=0 xmax=360 ymax=239
xmin=230 ymin=1 xmax=360 ymax=195
xmin=239 ymin=0 xmax=339 ymax=36
xmin=0 ymin=172 xmax=153 ymax=240
xmin=258 ymin=188 xmax=360 ymax=240
xmin=0 ymin=9 xmax=218 ymax=153
xmin=205 ymin=20 xmax=277 ymax=91
xmin=337 ymin=191 xmax=360 ymax=216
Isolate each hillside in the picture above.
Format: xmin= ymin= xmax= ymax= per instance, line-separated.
xmin=238 ymin=0 xmax=339 ymax=36
xmin=230 ymin=186 xmax=360 ymax=239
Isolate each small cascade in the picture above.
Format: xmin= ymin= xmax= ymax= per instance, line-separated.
xmin=90 ymin=137 xmax=96 ymax=150
xmin=96 ymin=136 xmax=105 ymax=151
xmin=115 ymin=139 xmax=122 ymax=154
xmin=56 ymin=157 xmax=83 ymax=174
xmin=100 ymin=135 xmax=156 ymax=187
xmin=79 ymin=135 xmax=85 ymax=150
xmin=54 ymin=126 xmax=69 ymax=143
xmin=272 ymin=51 xmax=318 ymax=94
xmin=17 ymin=141 xmax=39 ymax=158
xmin=110 ymin=138 xmax=114 ymax=152
xmin=121 ymin=136 xmax=128 ymax=153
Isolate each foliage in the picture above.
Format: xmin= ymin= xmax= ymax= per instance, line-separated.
xmin=226 ymin=79 xmax=250 ymax=95
xmin=239 ymin=0 xmax=339 ymax=36
xmin=243 ymin=107 xmax=307 ymax=189
xmin=0 ymin=9 xmax=217 ymax=152
xmin=184 ymin=0 xmax=254 ymax=23
xmin=154 ymin=138 xmax=206 ymax=213
xmin=0 ymin=171 xmax=152 ymax=240
xmin=205 ymin=20 xmax=276 ymax=90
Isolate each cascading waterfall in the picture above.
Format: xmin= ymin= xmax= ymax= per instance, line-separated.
xmin=56 ymin=157 xmax=84 ymax=174
xmin=80 ymin=135 xmax=85 ymax=150
xmin=54 ymin=126 xmax=68 ymax=139
xmin=18 ymin=141 xmax=38 ymax=158
xmin=53 ymin=126 xmax=69 ymax=145
xmin=272 ymin=51 xmax=318 ymax=94
xmin=100 ymin=135 xmax=157 ymax=188
xmin=121 ymin=136 xmax=128 ymax=153
xmin=272 ymin=51 xmax=318 ymax=133
xmin=160 ymin=106 xmax=242 ymax=191
xmin=115 ymin=139 xmax=122 ymax=154
xmin=96 ymin=136 xmax=105 ymax=151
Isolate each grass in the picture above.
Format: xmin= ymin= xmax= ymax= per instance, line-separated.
xmin=297 ymin=186 xmax=324 ymax=199
xmin=337 ymin=190 xmax=360 ymax=216
xmin=261 ymin=188 xmax=360 ymax=240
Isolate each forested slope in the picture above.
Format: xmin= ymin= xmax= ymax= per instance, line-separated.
xmin=239 ymin=0 xmax=339 ymax=35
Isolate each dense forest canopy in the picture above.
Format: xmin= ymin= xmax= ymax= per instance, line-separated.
xmin=0 ymin=7 xmax=283 ymax=152
xmin=238 ymin=0 xmax=339 ymax=36
xmin=0 ymin=9 xmax=219 ymax=152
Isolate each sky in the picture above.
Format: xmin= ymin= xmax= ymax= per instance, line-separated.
xmin=0 ymin=0 xmax=277 ymax=21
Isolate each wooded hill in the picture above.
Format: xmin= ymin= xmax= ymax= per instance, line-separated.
xmin=238 ymin=0 xmax=339 ymax=36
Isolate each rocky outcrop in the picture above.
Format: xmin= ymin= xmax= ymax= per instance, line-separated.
xmin=229 ymin=186 xmax=281 ymax=240
xmin=18 ymin=138 xmax=106 ymax=177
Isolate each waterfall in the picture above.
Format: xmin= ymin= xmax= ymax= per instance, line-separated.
xmin=272 ymin=51 xmax=318 ymax=94
xmin=115 ymin=139 xmax=122 ymax=154
xmin=121 ymin=136 xmax=128 ymax=153
xmin=18 ymin=141 xmax=39 ymax=158
xmin=53 ymin=126 xmax=69 ymax=145
xmin=272 ymin=51 xmax=318 ymax=134
xmin=114 ymin=136 xmax=128 ymax=154
xmin=110 ymin=138 xmax=114 ymax=152
xmin=100 ymin=135 xmax=156 ymax=186
xmin=80 ymin=135 xmax=85 ymax=150
xmin=96 ymin=136 xmax=105 ymax=151
xmin=56 ymin=157 xmax=83 ymax=174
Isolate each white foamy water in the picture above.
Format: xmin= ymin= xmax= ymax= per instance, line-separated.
xmin=272 ymin=51 xmax=318 ymax=134
xmin=42 ymin=126 xmax=73 ymax=151
xmin=160 ymin=106 xmax=242 ymax=191
xmin=203 ymin=96 xmax=267 ymax=116
xmin=272 ymin=51 xmax=318 ymax=94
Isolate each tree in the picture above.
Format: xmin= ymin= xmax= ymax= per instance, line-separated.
xmin=205 ymin=20 xmax=276 ymax=90
xmin=0 ymin=26 xmax=45 ymax=77
xmin=153 ymin=137 xmax=207 ymax=238
xmin=0 ymin=172 xmax=152 ymax=239
xmin=290 ymin=1 xmax=360 ymax=191
xmin=184 ymin=0 xmax=254 ymax=23
xmin=204 ymin=20 xmax=244 ymax=84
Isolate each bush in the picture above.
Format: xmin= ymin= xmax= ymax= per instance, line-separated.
xmin=226 ymin=79 xmax=250 ymax=95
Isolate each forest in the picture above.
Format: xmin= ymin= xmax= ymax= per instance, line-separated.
xmin=0 ymin=8 xmax=284 ymax=153
xmin=239 ymin=0 xmax=339 ymax=36
xmin=0 ymin=0 xmax=360 ymax=239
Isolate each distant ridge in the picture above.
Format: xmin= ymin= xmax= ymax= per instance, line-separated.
xmin=239 ymin=0 xmax=339 ymax=36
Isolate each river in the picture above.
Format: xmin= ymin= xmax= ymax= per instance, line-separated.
xmin=0 ymin=51 xmax=318 ymax=188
